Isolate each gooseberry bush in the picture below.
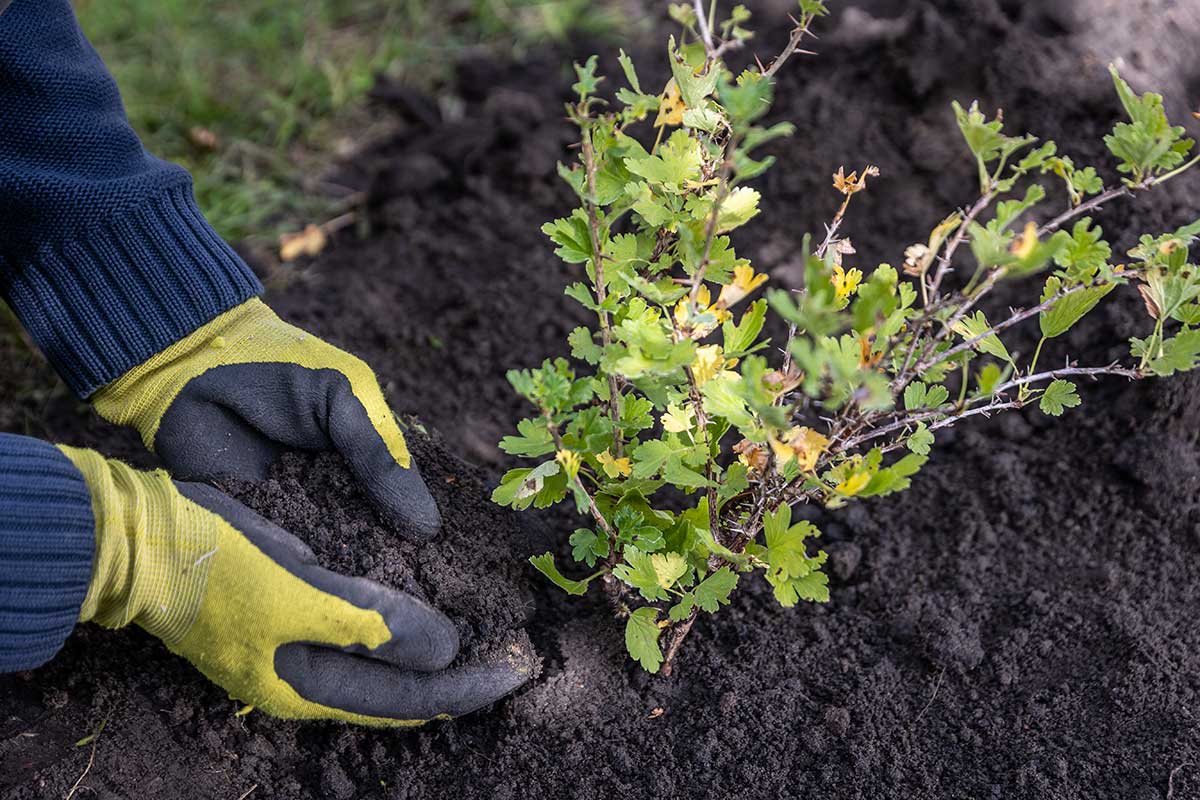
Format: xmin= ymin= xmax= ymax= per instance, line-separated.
xmin=493 ymin=0 xmax=1200 ymax=674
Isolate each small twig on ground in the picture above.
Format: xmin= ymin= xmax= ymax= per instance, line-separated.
xmin=236 ymin=785 xmax=260 ymax=800
xmin=1168 ymin=763 xmax=1192 ymax=799
xmin=65 ymin=718 xmax=108 ymax=800
xmin=913 ymin=668 xmax=946 ymax=725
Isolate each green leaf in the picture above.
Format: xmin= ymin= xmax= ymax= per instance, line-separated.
xmin=719 ymin=69 xmax=773 ymax=127
xmin=908 ymin=422 xmax=934 ymax=456
xmin=667 ymin=594 xmax=695 ymax=622
xmin=1039 ymin=276 xmax=1115 ymax=339
xmin=668 ymin=35 xmax=718 ymax=107
xmin=491 ymin=460 xmax=565 ymax=510
xmin=904 ymin=381 xmax=950 ymax=410
xmin=569 ymin=528 xmax=610 ymax=568
xmin=529 ymin=553 xmax=595 ymax=595
xmin=612 ymin=547 xmax=686 ymax=600
xmin=860 ymin=452 xmax=927 ymax=498
xmin=693 ymin=567 xmax=738 ymax=612
xmin=976 ymin=363 xmax=1003 ymax=396
xmin=701 ymin=372 xmax=754 ymax=430
xmin=572 ymin=56 xmax=602 ymax=100
xmin=568 ymin=326 xmax=603 ymax=364
xmin=1039 ymin=379 xmax=1081 ymax=416
xmin=1053 ymin=218 xmax=1111 ymax=282
xmin=499 ymin=418 xmax=556 ymax=457
xmin=722 ymin=299 xmax=768 ymax=356
xmin=624 ymin=129 xmax=703 ymax=193
xmin=617 ymin=49 xmax=642 ymax=94
xmin=772 ymin=570 xmax=830 ymax=607
xmin=542 ymin=210 xmax=593 ymax=264
xmin=1145 ymin=329 xmax=1200 ymax=375
xmin=625 ymin=607 xmax=664 ymax=673
xmin=762 ymin=505 xmax=826 ymax=606
xmin=950 ymin=310 xmax=1013 ymax=364
xmin=682 ymin=106 xmax=724 ymax=133
xmin=1104 ymin=65 xmax=1194 ymax=180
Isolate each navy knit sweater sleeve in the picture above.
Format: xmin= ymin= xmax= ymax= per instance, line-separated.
xmin=0 ymin=0 xmax=263 ymax=397
xmin=1 ymin=0 xmax=265 ymax=670
xmin=0 ymin=434 xmax=95 ymax=671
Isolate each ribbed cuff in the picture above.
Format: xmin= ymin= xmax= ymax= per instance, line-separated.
xmin=0 ymin=434 xmax=95 ymax=672
xmin=0 ymin=181 xmax=263 ymax=397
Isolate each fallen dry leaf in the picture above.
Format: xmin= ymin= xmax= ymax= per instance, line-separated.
xmin=279 ymin=224 xmax=328 ymax=262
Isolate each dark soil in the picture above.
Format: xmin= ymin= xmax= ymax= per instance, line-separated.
xmin=5 ymin=0 xmax=1200 ymax=797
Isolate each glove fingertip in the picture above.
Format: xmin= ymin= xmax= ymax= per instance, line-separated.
xmin=374 ymin=461 xmax=442 ymax=541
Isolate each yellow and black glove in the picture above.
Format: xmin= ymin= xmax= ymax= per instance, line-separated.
xmin=91 ymin=299 xmax=438 ymax=538
xmin=61 ymin=445 xmax=529 ymax=726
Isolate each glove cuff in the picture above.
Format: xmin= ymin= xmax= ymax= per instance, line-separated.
xmin=0 ymin=434 xmax=95 ymax=671
xmin=0 ymin=182 xmax=263 ymax=398
xmin=58 ymin=446 xmax=216 ymax=641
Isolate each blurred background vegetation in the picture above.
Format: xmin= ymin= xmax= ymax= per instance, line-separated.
xmin=72 ymin=0 xmax=628 ymax=243
xmin=3 ymin=1 xmax=629 ymax=390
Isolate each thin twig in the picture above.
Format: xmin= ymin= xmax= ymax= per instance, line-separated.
xmin=927 ymin=192 xmax=992 ymax=300
xmin=762 ymin=16 xmax=817 ymax=79
xmin=1039 ymin=184 xmax=1134 ymax=235
xmin=693 ymin=0 xmax=715 ymax=52
xmin=914 ymin=668 xmax=946 ymax=725
xmin=544 ymin=411 xmax=617 ymax=539
xmin=842 ymin=362 xmax=1141 ymax=452
xmin=65 ymin=720 xmax=107 ymax=800
xmin=910 ymin=279 xmax=1116 ymax=377
xmin=236 ymin=785 xmax=259 ymax=800
xmin=1168 ymin=762 xmax=1192 ymax=800
xmin=580 ymin=126 xmax=625 ymax=456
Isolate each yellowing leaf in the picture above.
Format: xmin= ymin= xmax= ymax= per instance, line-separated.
xmin=655 ymin=78 xmax=687 ymax=127
xmin=831 ymin=265 xmax=863 ymax=301
xmin=596 ymin=449 xmax=632 ymax=478
xmin=279 ymin=224 xmax=327 ymax=261
xmin=661 ymin=403 xmax=695 ymax=433
xmin=716 ymin=187 xmax=761 ymax=232
xmin=555 ymin=449 xmax=582 ymax=480
xmin=691 ymin=345 xmax=726 ymax=387
xmin=769 ymin=426 xmax=829 ymax=472
xmin=717 ymin=264 xmax=768 ymax=308
xmin=834 ymin=471 xmax=871 ymax=497
xmin=1010 ymin=220 xmax=1039 ymax=259
xmin=832 ymin=164 xmax=880 ymax=196
xmin=650 ymin=552 xmax=688 ymax=589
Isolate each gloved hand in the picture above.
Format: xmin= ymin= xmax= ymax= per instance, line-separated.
xmin=60 ymin=445 xmax=529 ymax=725
xmin=91 ymin=298 xmax=439 ymax=538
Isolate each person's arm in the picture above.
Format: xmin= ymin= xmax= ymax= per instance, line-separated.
xmin=0 ymin=0 xmax=438 ymax=536
xmin=0 ymin=0 xmax=261 ymax=397
xmin=0 ymin=434 xmax=94 ymax=671
xmin=0 ymin=434 xmax=529 ymax=722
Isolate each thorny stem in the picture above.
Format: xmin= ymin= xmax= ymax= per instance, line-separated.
xmin=662 ymin=12 xmax=823 ymax=674
xmin=927 ymin=192 xmax=993 ymax=300
xmin=1039 ymin=183 xmax=1135 ymax=235
xmin=543 ymin=410 xmax=616 ymax=541
xmin=687 ymin=141 xmax=735 ymax=309
xmin=781 ymin=189 xmax=854 ymax=376
xmin=911 ymin=277 xmax=1126 ymax=378
xmin=581 ymin=125 xmax=626 ymax=457
xmin=762 ymin=15 xmax=818 ymax=79
xmin=842 ymin=362 xmax=1142 ymax=452
xmin=694 ymin=0 xmax=715 ymax=52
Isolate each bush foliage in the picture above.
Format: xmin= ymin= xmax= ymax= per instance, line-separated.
xmin=493 ymin=0 xmax=1200 ymax=673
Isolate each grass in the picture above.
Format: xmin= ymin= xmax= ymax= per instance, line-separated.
xmin=74 ymin=0 xmax=626 ymax=243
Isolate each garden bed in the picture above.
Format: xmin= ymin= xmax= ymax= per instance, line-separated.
xmin=3 ymin=0 xmax=1200 ymax=797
